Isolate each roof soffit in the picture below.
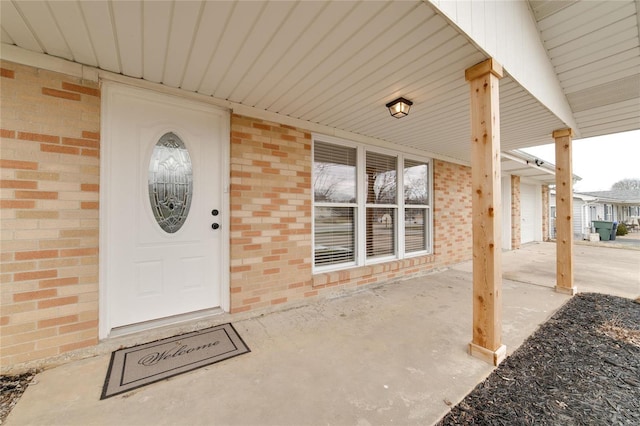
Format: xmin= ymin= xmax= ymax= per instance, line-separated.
xmin=1 ymin=0 xmax=636 ymax=161
xmin=528 ymin=0 xmax=640 ymax=139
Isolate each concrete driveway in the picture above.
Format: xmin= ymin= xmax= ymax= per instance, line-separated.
xmin=5 ymin=242 xmax=639 ymax=426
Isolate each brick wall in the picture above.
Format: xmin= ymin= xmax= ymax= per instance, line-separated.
xmin=229 ymin=125 xmax=473 ymax=312
xmin=432 ymin=160 xmax=472 ymax=264
xmin=0 ymin=61 xmax=100 ymax=370
xmin=1 ymin=69 xmax=475 ymax=368
xmin=511 ymin=175 xmax=521 ymax=249
xmin=229 ymin=115 xmax=313 ymax=313
xmin=541 ymin=185 xmax=550 ymax=241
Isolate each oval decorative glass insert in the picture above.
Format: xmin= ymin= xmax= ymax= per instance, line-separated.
xmin=148 ymin=132 xmax=193 ymax=233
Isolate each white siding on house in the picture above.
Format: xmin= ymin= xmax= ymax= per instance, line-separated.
xmin=428 ymin=0 xmax=578 ymax=134
xmin=573 ymin=198 xmax=587 ymax=238
xmin=550 ymin=194 xmax=606 ymax=239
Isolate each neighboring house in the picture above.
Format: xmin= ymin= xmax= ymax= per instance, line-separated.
xmin=549 ymin=190 xmax=640 ymax=239
xmin=549 ymin=192 xmax=596 ymax=240
xmin=1 ymin=1 xmax=639 ymax=371
xmin=576 ymin=190 xmax=640 ymax=224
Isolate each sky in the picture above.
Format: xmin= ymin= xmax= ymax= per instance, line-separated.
xmin=522 ymin=129 xmax=640 ymax=192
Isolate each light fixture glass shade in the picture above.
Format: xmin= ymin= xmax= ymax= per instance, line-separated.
xmin=386 ymin=97 xmax=413 ymax=118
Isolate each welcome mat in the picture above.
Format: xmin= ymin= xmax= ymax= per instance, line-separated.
xmin=101 ymin=323 xmax=250 ymax=399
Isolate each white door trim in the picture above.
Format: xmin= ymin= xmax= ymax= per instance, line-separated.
xmin=99 ymin=81 xmax=230 ymax=339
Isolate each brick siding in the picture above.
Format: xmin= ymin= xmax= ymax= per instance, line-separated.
xmin=1 ymin=64 xmax=475 ymax=370
xmin=229 ymin=118 xmax=473 ymax=312
xmin=432 ymin=160 xmax=472 ymax=264
xmin=229 ymin=115 xmax=313 ymax=313
xmin=511 ymin=175 xmax=521 ymax=249
xmin=541 ymin=185 xmax=550 ymax=241
xmin=0 ymin=61 xmax=100 ymax=369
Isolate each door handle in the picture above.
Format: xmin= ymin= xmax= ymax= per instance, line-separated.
xmin=211 ymin=223 xmax=220 ymax=230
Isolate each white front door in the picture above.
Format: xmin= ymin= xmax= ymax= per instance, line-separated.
xmin=101 ymin=83 xmax=228 ymax=336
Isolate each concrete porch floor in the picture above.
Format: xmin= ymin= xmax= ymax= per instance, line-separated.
xmin=5 ymin=242 xmax=639 ymax=426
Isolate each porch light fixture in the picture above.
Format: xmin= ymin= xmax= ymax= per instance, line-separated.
xmin=386 ymin=97 xmax=413 ymax=118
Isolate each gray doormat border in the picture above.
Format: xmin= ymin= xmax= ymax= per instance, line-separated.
xmin=101 ymin=323 xmax=250 ymax=399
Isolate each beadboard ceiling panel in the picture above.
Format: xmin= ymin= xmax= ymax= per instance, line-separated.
xmin=141 ymin=1 xmax=172 ymax=83
xmin=528 ymin=0 xmax=578 ymax=21
xmin=531 ymin=0 xmax=640 ymax=139
xmin=111 ymin=1 xmax=143 ymax=78
xmin=263 ymin=1 xmax=390 ymax=113
xmin=162 ymin=1 xmax=202 ymax=88
xmin=195 ymin=2 xmax=264 ymax=96
xmin=243 ymin=1 xmax=363 ymax=109
xmin=298 ymin=6 xmax=447 ymax=125
xmin=1 ymin=28 xmax=14 ymax=45
xmin=212 ymin=1 xmax=296 ymax=101
xmin=47 ymin=1 xmax=98 ymax=67
xmin=11 ymin=1 xmax=72 ymax=61
xmin=1 ymin=0 xmax=638 ymax=164
xmin=78 ymin=1 xmax=121 ymax=73
xmin=228 ymin=1 xmax=327 ymax=102
xmin=1 ymin=1 xmax=42 ymax=53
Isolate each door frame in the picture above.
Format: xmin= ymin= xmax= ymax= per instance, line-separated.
xmin=99 ymin=81 xmax=230 ymax=339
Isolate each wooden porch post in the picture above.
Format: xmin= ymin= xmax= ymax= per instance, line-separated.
xmin=465 ymin=58 xmax=506 ymax=366
xmin=553 ymin=129 xmax=577 ymax=295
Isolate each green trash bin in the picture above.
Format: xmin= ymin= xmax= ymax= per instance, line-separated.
xmin=592 ymin=221 xmax=613 ymax=241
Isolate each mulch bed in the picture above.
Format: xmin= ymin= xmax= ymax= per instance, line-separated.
xmin=0 ymin=370 xmax=37 ymax=424
xmin=438 ymin=293 xmax=640 ymax=425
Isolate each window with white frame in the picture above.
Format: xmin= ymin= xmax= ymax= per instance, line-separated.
xmin=313 ymin=142 xmax=357 ymax=267
xmin=313 ymin=137 xmax=432 ymax=271
xmin=404 ymin=159 xmax=430 ymax=254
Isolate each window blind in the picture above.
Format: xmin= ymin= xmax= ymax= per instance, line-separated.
xmin=314 ymin=207 xmax=355 ymax=266
xmin=366 ymin=151 xmax=397 ymax=205
xmin=314 ymin=142 xmax=357 ymax=203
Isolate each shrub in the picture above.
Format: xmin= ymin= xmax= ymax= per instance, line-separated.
xmin=616 ymin=223 xmax=628 ymax=236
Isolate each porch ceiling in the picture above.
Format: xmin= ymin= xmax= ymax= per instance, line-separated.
xmin=1 ymin=1 xmax=637 ymax=164
xmin=501 ymin=152 xmax=559 ymax=185
xmin=529 ymin=0 xmax=640 ymax=138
